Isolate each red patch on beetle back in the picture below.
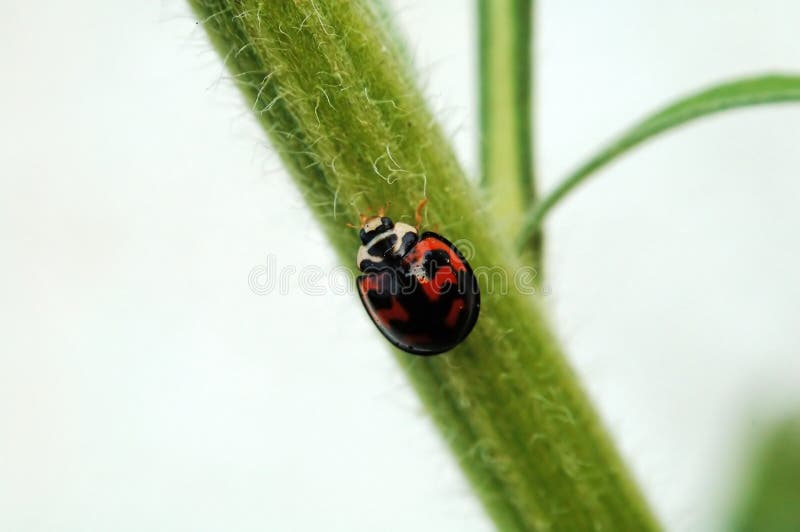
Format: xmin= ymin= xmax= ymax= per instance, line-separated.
xmin=402 ymin=333 xmax=433 ymax=346
xmin=377 ymin=297 xmax=410 ymax=324
xmin=444 ymin=299 xmax=464 ymax=328
xmin=415 ymin=266 xmax=458 ymax=302
xmin=358 ymin=275 xmax=381 ymax=294
xmin=408 ymin=238 xmax=467 ymax=272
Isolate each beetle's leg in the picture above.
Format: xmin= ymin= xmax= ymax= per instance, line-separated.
xmin=345 ymin=213 xmax=368 ymax=230
xmin=414 ymin=198 xmax=429 ymax=231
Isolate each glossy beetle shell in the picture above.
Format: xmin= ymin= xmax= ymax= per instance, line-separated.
xmin=357 ymin=232 xmax=480 ymax=355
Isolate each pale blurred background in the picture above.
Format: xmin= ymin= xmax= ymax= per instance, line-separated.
xmin=2 ymin=1 xmax=800 ymax=531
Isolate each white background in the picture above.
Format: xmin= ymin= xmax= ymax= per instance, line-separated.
xmin=2 ymin=1 xmax=800 ymax=531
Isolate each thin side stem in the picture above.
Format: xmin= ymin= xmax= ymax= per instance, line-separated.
xmin=478 ymin=0 xmax=539 ymax=256
xmin=518 ymin=74 xmax=800 ymax=250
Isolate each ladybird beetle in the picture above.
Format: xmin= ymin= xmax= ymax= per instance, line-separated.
xmin=355 ymin=201 xmax=480 ymax=355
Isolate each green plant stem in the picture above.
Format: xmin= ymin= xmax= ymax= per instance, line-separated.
xmin=189 ymin=1 xmax=657 ymax=529
xmin=518 ymin=74 xmax=800 ymax=250
xmin=478 ymin=0 xmax=538 ymax=254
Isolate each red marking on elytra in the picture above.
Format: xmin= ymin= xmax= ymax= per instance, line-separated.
xmin=404 ymin=237 xmax=463 ymax=303
xmin=417 ymin=278 xmax=440 ymax=302
xmin=377 ymin=297 xmax=409 ymax=324
xmin=444 ymin=299 xmax=464 ymax=328
xmin=359 ymin=276 xmax=381 ymax=293
xmin=402 ymin=333 xmax=433 ymax=346
xmin=432 ymin=266 xmax=458 ymax=290
xmin=415 ymin=266 xmax=458 ymax=302
xmin=407 ymin=238 xmax=467 ymax=272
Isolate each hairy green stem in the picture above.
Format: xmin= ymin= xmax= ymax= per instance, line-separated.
xmin=518 ymin=74 xmax=800 ymax=250
xmin=478 ymin=0 xmax=538 ymax=255
xmin=188 ymin=1 xmax=657 ymax=529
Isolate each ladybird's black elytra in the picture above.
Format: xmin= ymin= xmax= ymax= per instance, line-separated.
xmin=355 ymin=209 xmax=480 ymax=356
